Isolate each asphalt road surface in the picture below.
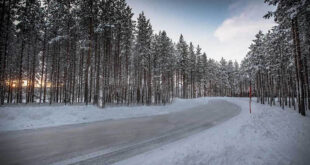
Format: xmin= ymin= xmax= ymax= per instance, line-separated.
xmin=0 ymin=100 xmax=240 ymax=165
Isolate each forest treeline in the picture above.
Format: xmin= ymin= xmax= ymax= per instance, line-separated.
xmin=243 ymin=0 xmax=310 ymax=116
xmin=0 ymin=0 xmax=309 ymax=116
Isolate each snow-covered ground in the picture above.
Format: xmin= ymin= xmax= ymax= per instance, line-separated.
xmin=1 ymin=97 xmax=310 ymax=164
xmin=114 ymin=97 xmax=310 ymax=165
xmin=0 ymin=98 xmax=209 ymax=132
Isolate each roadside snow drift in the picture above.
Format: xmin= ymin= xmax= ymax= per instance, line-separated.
xmin=0 ymin=98 xmax=209 ymax=132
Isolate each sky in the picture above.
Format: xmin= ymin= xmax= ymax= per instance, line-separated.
xmin=126 ymin=0 xmax=277 ymax=63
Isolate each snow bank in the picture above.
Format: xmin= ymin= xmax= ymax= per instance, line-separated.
xmin=114 ymin=97 xmax=310 ymax=165
xmin=0 ymin=98 xmax=209 ymax=132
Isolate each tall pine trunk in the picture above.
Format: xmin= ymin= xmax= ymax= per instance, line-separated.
xmin=292 ymin=17 xmax=306 ymax=116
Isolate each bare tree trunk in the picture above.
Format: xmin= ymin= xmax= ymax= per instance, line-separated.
xmin=43 ymin=45 xmax=49 ymax=103
xmin=0 ymin=0 xmax=11 ymax=105
xmin=30 ymin=37 xmax=38 ymax=103
xmin=84 ymin=1 xmax=93 ymax=105
xmin=292 ymin=17 xmax=306 ymax=116
xmin=94 ymin=36 xmax=100 ymax=105
xmin=17 ymin=40 xmax=25 ymax=103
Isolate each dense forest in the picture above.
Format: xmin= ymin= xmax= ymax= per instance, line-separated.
xmin=0 ymin=0 xmax=309 ymax=116
xmin=244 ymin=0 xmax=310 ymax=116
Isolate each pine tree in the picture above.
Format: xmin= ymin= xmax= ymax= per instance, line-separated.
xmin=177 ymin=34 xmax=189 ymax=98
xmin=135 ymin=12 xmax=153 ymax=104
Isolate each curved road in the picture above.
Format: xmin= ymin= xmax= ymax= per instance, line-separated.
xmin=0 ymin=100 xmax=240 ymax=165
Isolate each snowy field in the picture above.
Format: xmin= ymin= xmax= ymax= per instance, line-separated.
xmin=0 ymin=98 xmax=209 ymax=132
xmin=113 ymin=97 xmax=310 ymax=165
xmin=1 ymin=97 xmax=310 ymax=165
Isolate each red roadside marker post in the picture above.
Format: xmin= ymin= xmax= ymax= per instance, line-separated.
xmin=249 ymin=83 xmax=252 ymax=114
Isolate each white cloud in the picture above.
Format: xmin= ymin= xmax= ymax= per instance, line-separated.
xmin=210 ymin=1 xmax=277 ymax=62
xmin=214 ymin=17 xmax=273 ymax=43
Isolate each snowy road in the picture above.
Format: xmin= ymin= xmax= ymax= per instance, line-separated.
xmin=0 ymin=100 xmax=240 ymax=165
